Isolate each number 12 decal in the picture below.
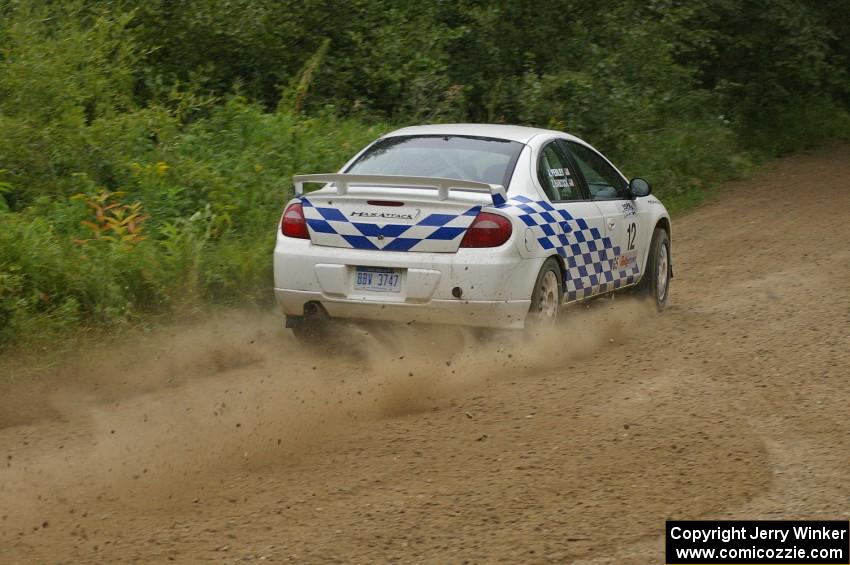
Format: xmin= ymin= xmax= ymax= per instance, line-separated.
xmin=627 ymin=222 xmax=637 ymax=250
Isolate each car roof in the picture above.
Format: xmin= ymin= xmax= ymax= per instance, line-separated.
xmin=383 ymin=123 xmax=581 ymax=144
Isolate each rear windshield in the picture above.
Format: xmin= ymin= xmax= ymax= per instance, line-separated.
xmin=345 ymin=135 xmax=524 ymax=188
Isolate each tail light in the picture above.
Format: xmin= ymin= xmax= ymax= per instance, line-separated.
xmin=366 ymin=200 xmax=405 ymax=207
xmin=281 ymin=202 xmax=309 ymax=239
xmin=460 ymin=212 xmax=512 ymax=248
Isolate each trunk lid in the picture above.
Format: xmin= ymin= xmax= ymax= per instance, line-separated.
xmin=294 ymin=175 xmax=505 ymax=253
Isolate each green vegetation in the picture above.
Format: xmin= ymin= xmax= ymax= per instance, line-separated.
xmin=1 ymin=0 xmax=849 ymax=347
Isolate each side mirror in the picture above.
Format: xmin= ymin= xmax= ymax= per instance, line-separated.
xmin=629 ymin=177 xmax=652 ymax=198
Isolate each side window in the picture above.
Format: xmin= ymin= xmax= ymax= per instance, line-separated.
xmin=537 ymin=142 xmax=582 ymax=201
xmin=563 ymin=141 xmax=628 ymax=200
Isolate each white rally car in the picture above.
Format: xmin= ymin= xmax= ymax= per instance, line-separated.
xmin=274 ymin=124 xmax=672 ymax=338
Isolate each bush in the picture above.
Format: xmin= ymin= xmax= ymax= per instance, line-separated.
xmin=0 ymin=97 xmax=390 ymax=347
xmin=0 ymin=0 xmax=849 ymax=348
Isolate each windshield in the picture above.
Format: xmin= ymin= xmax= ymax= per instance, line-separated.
xmin=345 ymin=135 xmax=524 ymax=188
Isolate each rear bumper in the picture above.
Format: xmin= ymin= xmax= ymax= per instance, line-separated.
xmin=275 ymin=289 xmax=530 ymax=329
xmin=273 ymin=235 xmax=541 ymax=329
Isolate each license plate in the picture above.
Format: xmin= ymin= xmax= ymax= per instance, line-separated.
xmin=354 ymin=267 xmax=401 ymax=293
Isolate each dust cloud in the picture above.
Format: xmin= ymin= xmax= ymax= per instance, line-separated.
xmin=0 ymin=298 xmax=651 ymax=528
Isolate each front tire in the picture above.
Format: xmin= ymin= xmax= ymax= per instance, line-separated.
xmin=637 ymin=227 xmax=671 ymax=310
xmin=527 ymin=258 xmax=563 ymax=328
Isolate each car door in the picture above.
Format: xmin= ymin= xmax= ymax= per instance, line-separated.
xmin=560 ymin=140 xmax=646 ymax=290
xmin=534 ymin=140 xmax=609 ymax=302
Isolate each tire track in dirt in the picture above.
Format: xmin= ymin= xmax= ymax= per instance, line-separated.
xmin=1 ymin=144 xmax=849 ymax=563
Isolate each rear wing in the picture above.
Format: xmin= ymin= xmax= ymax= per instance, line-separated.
xmin=293 ymin=173 xmax=507 ymax=207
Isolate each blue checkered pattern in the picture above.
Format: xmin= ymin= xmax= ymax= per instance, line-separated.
xmin=498 ymin=195 xmax=640 ymax=301
xmin=301 ymin=197 xmax=481 ymax=252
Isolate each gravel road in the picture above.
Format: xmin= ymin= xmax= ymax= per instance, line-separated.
xmin=1 ymin=143 xmax=848 ymax=563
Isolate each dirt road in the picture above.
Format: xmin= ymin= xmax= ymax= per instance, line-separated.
xmin=1 ymin=144 xmax=849 ymax=564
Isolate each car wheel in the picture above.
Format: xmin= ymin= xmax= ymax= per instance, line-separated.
xmin=290 ymin=318 xmax=324 ymax=343
xmin=287 ymin=307 xmax=335 ymax=345
xmin=527 ymin=258 xmax=563 ymax=327
xmin=637 ymin=227 xmax=671 ymax=310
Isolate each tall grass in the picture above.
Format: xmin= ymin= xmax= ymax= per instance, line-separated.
xmin=1 ymin=1 xmax=849 ymax=348
xmin=0 ymin=99 xmax=390 ymax=347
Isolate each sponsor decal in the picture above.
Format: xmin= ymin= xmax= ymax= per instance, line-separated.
xmin=350 ymin=210 xmax=417 ymax=220
xmin=621 ymin=201 xmax=637 ymax=217
xmin=611 ymin=250 xmax=638 ymax=271
xmin=548 ymin=167 xmax=574 ymax=189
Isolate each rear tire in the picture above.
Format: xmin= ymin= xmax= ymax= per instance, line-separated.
xmin=527 ymin=258 xmax=563 ymax=328
xmin=637 ymin=227 xmax=671 ymax=310
xmin=290 ymin=318 xmax=326 ymax=344
xmin=287 ymin=307 xmax=335 ymax=345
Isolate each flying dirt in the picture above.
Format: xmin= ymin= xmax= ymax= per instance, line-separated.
xmin=1 ymin=144 xmax=849 ymax=563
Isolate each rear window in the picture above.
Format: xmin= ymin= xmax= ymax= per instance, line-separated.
xmin=345 ymin=135 xmax=524 ymax=188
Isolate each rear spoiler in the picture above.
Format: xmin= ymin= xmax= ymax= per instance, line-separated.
xmin=293 ymin=173 xmax=507 ymax=207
